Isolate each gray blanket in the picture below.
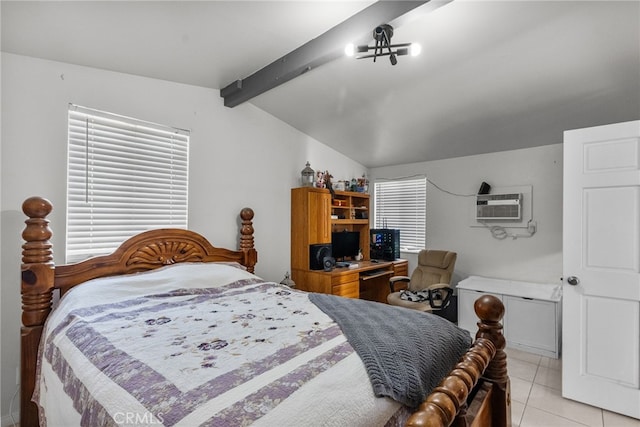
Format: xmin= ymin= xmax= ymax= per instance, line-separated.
xmin=309 ymin=293 xmax=472 ymax=408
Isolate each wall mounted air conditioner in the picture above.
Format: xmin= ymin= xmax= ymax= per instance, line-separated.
xmin=476 ymin=193 xmax=522 ymax=220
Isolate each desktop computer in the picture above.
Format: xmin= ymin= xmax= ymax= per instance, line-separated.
xmin=370 ymin=228 xmax=400 ymax=261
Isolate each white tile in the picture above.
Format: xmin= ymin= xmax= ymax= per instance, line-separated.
xmin=512 ymin=400 xmax=525 ymax=427
xmin=603 ymin=410 xmax=640 ymax=427
xmin=521 ymin=406 xmax=594 ymax=427
xmin=534 ymin=365 xmax=562 ymax=391
xmin=509 ymin=358 xmax=539 ymax=382
xmin=526 ymin=384 xmax=603 ymax=427
xmin=511 ymin=376 xmax=533 ymax=404
xmin=506 ymin=347 xmax=543 ymax=365
xmin=539 ymin=355 xmax=562 ymax=370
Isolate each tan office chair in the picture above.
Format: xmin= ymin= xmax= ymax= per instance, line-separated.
xmin=387 ymin=249 xmax=457 ymax=313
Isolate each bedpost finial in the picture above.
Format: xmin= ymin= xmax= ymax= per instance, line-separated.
xmin=23 ymin=196 xmax=53 ymax=219
xmin=22 ymin=197 xmax=54 ymax=263
xmin=21 ymin=196 xmax=55 ymax=321
xmin=240 ymin=207 xmax=254 ymax=221
xmin=474 ymin=294 xmax=504 ymax=323
xmin=240 ymin=208 xmax=255 ymax=240
xmin=474 ymin=293 xmax=509 ymax=407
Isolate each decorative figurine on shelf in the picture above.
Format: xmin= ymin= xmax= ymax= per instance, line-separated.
xmin=300 ymin=161 xmax=315 ymax=187
xmin=355 ymin=248 xmax=363 ymax=261
xmin=324 ymin=170 xmax=336 ymax=199
xmin=350 ymin=178 xmax=358 ymax=192
xmin=357 ymin=174 xmax=369 ymax=193
xmin=315 ymin=171 xmax=325 ymax=188
xmin=280 ymin=271 xmax=296 ymax=288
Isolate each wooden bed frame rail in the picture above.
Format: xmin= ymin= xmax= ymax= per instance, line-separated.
xmin=20 ymin=196 xmax=509 ymax=427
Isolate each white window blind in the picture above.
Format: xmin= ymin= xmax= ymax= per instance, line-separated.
xmin=374 ymin=177 xmax=426 ymax=251
xmin=66 ymin=105 xmax=190 ymax=263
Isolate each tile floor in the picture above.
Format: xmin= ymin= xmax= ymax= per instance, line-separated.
xmin=506 ymin=347 xmax=640 ymax=427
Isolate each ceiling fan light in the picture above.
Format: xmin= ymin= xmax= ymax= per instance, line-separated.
xmin=410 ymin=43 xmax=422 ymax=57
xmin=355 ymin=24 xmax=417 ymax=65
xmin=345 ymin=43 xmax=355 ymax=57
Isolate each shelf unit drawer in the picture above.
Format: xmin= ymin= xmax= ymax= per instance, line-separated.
xmin=332 ymin=272 xmax=359 ymax=285
xmin=333 ymin=281 xmax=359 ymax=298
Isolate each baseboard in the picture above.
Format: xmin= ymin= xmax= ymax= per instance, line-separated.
xmin=1 ymin=411 xmax=19 ymax=427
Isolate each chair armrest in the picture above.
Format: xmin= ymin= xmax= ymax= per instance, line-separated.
xmin=389 ymin=275 xmax=411 ymax=293
xmin=426 ymin=283 xmax=453 ymax=309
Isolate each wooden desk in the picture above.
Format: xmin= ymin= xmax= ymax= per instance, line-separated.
xmin=293 ymin=259 xmax=408 ymax=303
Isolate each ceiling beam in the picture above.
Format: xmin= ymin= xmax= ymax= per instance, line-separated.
xmin=220 ymin=1 xmax=451 ymax=108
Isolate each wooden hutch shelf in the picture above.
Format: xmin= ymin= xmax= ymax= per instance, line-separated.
xmin=291 ymin=187 xmax=407 ymax=303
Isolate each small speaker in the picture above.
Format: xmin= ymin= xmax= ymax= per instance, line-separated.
xmin=478 ymin=181 xmax=491 ymax=195
xmin=309 ymin=244 xmax=332 ymax=270
xmin=323 ymin=256 xmax=335 ymax=272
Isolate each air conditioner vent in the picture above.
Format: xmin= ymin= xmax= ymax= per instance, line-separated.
xmin=476 ymin=193 xmax=522 ymax=220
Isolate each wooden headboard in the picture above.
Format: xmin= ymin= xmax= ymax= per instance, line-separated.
xmin=20 ymin=196 xmax=257 ymax=427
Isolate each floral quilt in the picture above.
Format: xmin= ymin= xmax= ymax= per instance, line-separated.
xmin=35 ymin=263 xmax=405 ymax=426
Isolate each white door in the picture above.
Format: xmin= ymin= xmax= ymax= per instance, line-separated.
xmin=563 ymin=120 xmax=640 ymax=419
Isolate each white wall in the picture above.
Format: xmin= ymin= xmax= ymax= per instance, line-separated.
xmin=370 ymin=144 xmax=563 ymax=286
xmin=0 ymin=53 xmax=367 ymax=422
xmin=0 ymin=3 xmax=6 ymax=424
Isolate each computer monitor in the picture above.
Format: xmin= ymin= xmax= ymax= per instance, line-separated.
xmin=331 ymin=231 xmax=360 ymax=261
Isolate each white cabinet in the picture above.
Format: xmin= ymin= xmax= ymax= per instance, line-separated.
xmin=457 ymin=276 xmax=562 ymax=358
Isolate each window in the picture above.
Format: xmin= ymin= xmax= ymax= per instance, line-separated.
xmin=66 ymin=105 xmax=189 ymax=262
xmin=373 ymin=177 xmax=426 ymax=251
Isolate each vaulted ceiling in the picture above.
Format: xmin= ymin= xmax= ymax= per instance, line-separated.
xmin=2 ymin=1 xmax=639 ymax=167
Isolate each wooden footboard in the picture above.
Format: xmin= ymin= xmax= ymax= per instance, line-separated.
xmin=407 ymin=294 xmax=511 ymax=427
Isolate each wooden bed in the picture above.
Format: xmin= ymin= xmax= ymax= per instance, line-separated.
xmin=20 ymin=196 xmax=511 ymax=427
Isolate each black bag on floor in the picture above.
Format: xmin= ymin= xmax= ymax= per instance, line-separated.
xmin=433 ymin=295 xmax=458 ymax=323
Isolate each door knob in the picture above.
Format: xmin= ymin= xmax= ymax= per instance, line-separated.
xmin=567 ymin=276 xmax=580 ymax=286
